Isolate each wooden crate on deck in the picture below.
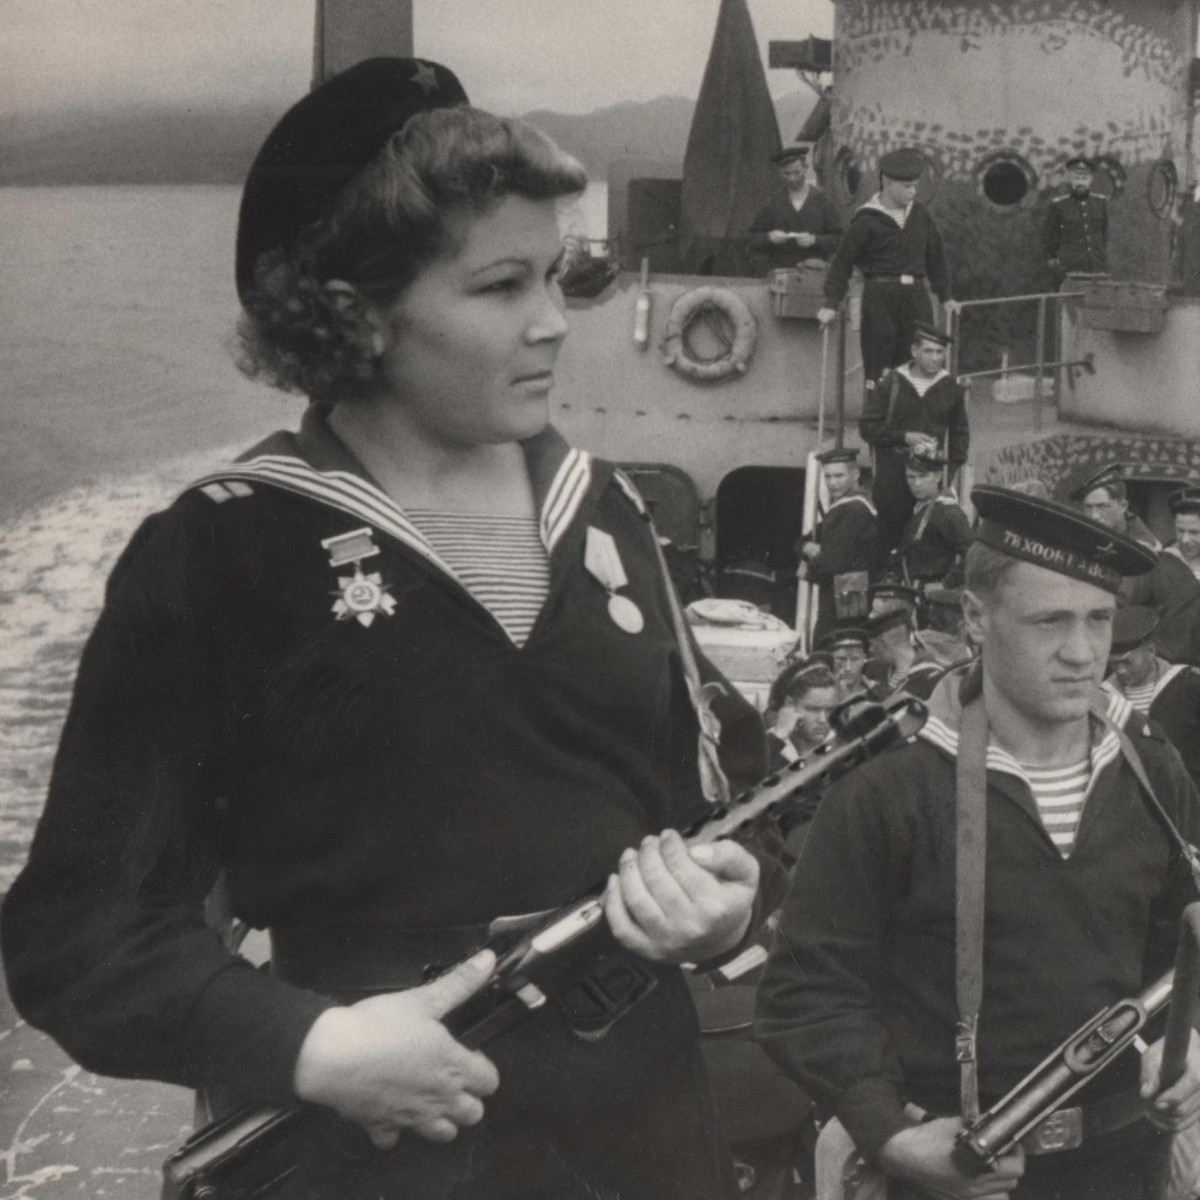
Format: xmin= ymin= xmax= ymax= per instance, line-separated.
xmin=769 ymin=264 xmax=828 ymax=320
xmin=1075 ymin=278 xmax=1167 ymax=334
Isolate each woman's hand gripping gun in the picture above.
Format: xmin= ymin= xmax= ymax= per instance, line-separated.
xmin=161 ymin=695 xmax=927 ymax=1200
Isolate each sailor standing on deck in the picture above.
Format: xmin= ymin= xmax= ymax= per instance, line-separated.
xmin=796 ymin=448 xmax=877 ymax=649
xmin=1106 ymin=606 xmax=1200 ymax=790
xmin=1075 ymin=465 xmax=1200 ymax=665
xmin=1045 ymin=155 xmax=1109 ymax=288
xmin=757 ymin=486 xmax=1200 ymax=1200
xmin=747 ymin=143 xmax=845 ymax=275
xmin=817 ymin=147 xmax=952 ymax=387
xmin=898 ymin=450 xmax=972 ymax=590
xmin=1166 ymin=488 xmax=1200 ymax=582
xmin=861 ymin=324 xmax=969 ymax=565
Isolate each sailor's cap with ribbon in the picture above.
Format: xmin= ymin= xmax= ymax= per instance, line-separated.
xmin=1169 ymin=487 xmax=1200 ymax=517
xmin=817 ymin=626 xmax=871 ymax=652
xmin=1109 ymin=606 xmax=1159 ymax=655
xmin=971 ymin=485 xmax=1156 ymax=594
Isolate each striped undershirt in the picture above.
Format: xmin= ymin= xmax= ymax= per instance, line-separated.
xmin=1121 ymin=679 xmax=1157 ymax=716
xmin=1018 ymin=758 xmax=1091 ymax=857
xmin=899 ymin=366 xmax=943 ymax=397
xmin=405 ymin=509 xmax=550 ymax=647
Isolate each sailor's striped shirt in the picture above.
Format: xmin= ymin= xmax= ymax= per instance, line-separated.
xmin=1121 ymin=679 xmax=1157 ymax=716
xmin=406 ymin=509 xmax=550 ymax=647
xmin=1018 ymin=758 xmax=1091 ymax=857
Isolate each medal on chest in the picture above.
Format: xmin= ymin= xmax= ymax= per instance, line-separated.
xmin=584 ymin=526 xmax=644 ymax=634
xmin=321 ymin=527 xmax=397 ymax=627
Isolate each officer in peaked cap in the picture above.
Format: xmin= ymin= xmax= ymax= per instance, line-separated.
xmin=1107 ymin=606 xmax=1200 ymax=787
xmin=758 ymin=487 xmax=1200 ymax=1200
xmin=1168 ymin=487 xmax=1200 ymax=582
xmin=818 ymin=146 xmax=952 ymax=389
xmin=1045 ymin=153 xmax=1108 ymax=287
xmin=1070 ymin=464 xmax=1158 ymax=548
xmin=798 ymin=448 xmax=877 ymax=647
xmin=749 ymin=141 xmax=845 ymax=273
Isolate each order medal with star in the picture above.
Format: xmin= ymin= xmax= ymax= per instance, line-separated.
xmin=321 ymin=527 xmax=397 ymax=627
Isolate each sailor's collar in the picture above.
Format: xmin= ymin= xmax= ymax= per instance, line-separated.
xmin=898 ymin=362 xmax=950 ymax=389
xmin=826 ymin=489 xmax=877 ymax=516
xmin=858 ymin=193 xmax=912 ymax=226
xmin=187 ymin=404 xmax=599 ymax=568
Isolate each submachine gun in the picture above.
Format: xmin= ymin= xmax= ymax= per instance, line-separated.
xmin=957 ymin=903 xmax=1200 ymax=1171
xmin=161 ymin=694 xmax=928 ymax=1200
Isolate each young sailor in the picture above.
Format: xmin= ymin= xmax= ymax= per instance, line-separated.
xmin=1106 ymin=605 xmax=1200 ymax=788
xmin=747 ymin=142 xmax=845 ymax=274
xmin=796 ymin=447 xmax=877 ymax=648
xmin=898 ymin=449 xmax=972 ymax=590
xmin=757 ymin=486 xmax=1200 ymax=1200
xmin=817 ymin=147 xmax=952 ymax=386
xmin=1166 ymin=487 xmax=1200 ymax=582
xmin=861 ymin=324 xmax=969 ymax=565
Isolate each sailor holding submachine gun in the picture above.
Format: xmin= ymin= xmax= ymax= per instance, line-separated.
xmin=757 ymin=486 xmax=1200 ymax=1200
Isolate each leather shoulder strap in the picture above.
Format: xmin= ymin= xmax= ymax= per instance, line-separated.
xmin=955 ymin=695 xmax=989 ymax=1122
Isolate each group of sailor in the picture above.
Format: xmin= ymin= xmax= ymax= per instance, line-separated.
xmin=774 ymin=465 xmax=1200 ymax=803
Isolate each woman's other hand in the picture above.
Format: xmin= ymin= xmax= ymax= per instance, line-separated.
xmin=604 ymin=830 xmax=759 ymax=964
xmin=292 ymin=950 xmax=500 ymax=1149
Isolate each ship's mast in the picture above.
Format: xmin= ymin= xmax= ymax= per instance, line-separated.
xmin=312 ymin=0 xmax=413 ymax=86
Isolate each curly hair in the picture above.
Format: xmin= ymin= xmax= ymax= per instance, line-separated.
xmin=766 ymin=661 xmax=839 ymax=718
xmin=237 ymin=106 xmax=587 ymax=401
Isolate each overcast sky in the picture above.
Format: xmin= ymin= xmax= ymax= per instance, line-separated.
xmin=2 ymin=0 xmax=832 ymax=118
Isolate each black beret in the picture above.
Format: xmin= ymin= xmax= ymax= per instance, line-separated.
xmin=1169 ymin=487 xmax=1200 ymax=516
xmin=771 ymin=142 xmax=813 ymax=165
xmin=868 ymin=582 xmax=920 ymax=609
xmin=906 ymin=450 xmax=947 ymax=472
xmin=236 ymin=57 xmax=469 ymax=302
xmin=879 ymin=147 xmax=925 ymax=181
xmin=1110 ymin=606 xmax=1159 ymax=655
xmin=817 ymin=627 xmax=870 ymax=652
xmin=1064 ymin=155 xmax=1094 ymax=171
xmin=864 ymin=607 xmax=912 ymax=638
xmin=912 ymin=322 xmax=952 ymax=347
xmin=816 ymin=447 xmax=860 ymax=465
xmin=971 ymin=485 xmax=1156 ymax=593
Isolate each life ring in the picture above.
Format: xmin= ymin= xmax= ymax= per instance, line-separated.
xmin=661 ymin=286 xmax=758 ymax=383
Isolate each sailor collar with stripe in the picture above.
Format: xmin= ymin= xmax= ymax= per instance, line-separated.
xmin=919 ymin=665 xmax=1128 ymax=802
xmin=1106 ymin=661 xmax=1189 ymax=708
xmin=188 ymin=404 xmax=600 ymax=586
xmin=858 ymin=193 xmax=912 ymax=229
xmin=897 ymin=362 xmax=950 ymax=390
xmin=825 ymin=489 xmax=877 ymax=517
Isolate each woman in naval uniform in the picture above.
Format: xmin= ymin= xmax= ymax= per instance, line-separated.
xmin=1 ymin=59 xmax=776 ymax=1200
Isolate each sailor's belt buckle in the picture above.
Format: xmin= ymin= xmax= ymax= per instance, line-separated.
xmin=899 ymin=274 xmax=915 ymax=285
xmin=1022 ymin=1107 xmax=1084 ymax=1155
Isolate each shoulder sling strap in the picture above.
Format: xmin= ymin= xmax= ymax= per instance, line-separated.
xmin=1096 ymin=708 xmax=1200 ymax=892
xmin=955 ymin=694 xmax=989 ymax=1122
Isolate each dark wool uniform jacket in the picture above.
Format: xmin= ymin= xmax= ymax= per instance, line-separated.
xmin=1111 ymin=665 xmax=1200 ymax=790
xmin=747 ymin=187 xmax=845 ymax=271
xmin=900 ymin=494 xmax=972 ymax=583
xmin=805 ymin=491 xmax=877 ymax=589
xmin=2 ymin=409 xmax=773 ymax=1196
xmin=755 ymin=667 xmax=1200 ymax=1163
xmin=1044 ymin=191 xmax=1109 ymax=276
xmin=823 ymin=201 xmax=949 ymax=307
xmin=860 ymin=366 xmax=970 ymax=467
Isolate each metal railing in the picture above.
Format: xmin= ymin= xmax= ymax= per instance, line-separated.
xmin=943 ymin=290 xmax=1094 ymax=430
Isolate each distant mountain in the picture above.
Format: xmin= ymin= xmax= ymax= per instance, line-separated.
xmin=0 ymin=92 xmax=814 ymax=186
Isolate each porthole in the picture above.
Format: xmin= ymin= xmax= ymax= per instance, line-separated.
xmin=973 ymin=150 xmax=1038 ymax=211
xmin=835 ymin=146 xmax=862 ymax=204
xmin=1149 ymin=159 xmax=1178 ymax=217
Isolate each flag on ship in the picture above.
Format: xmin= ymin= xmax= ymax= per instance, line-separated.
xmin=679 ymin=0 xmax=782 ymax=275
